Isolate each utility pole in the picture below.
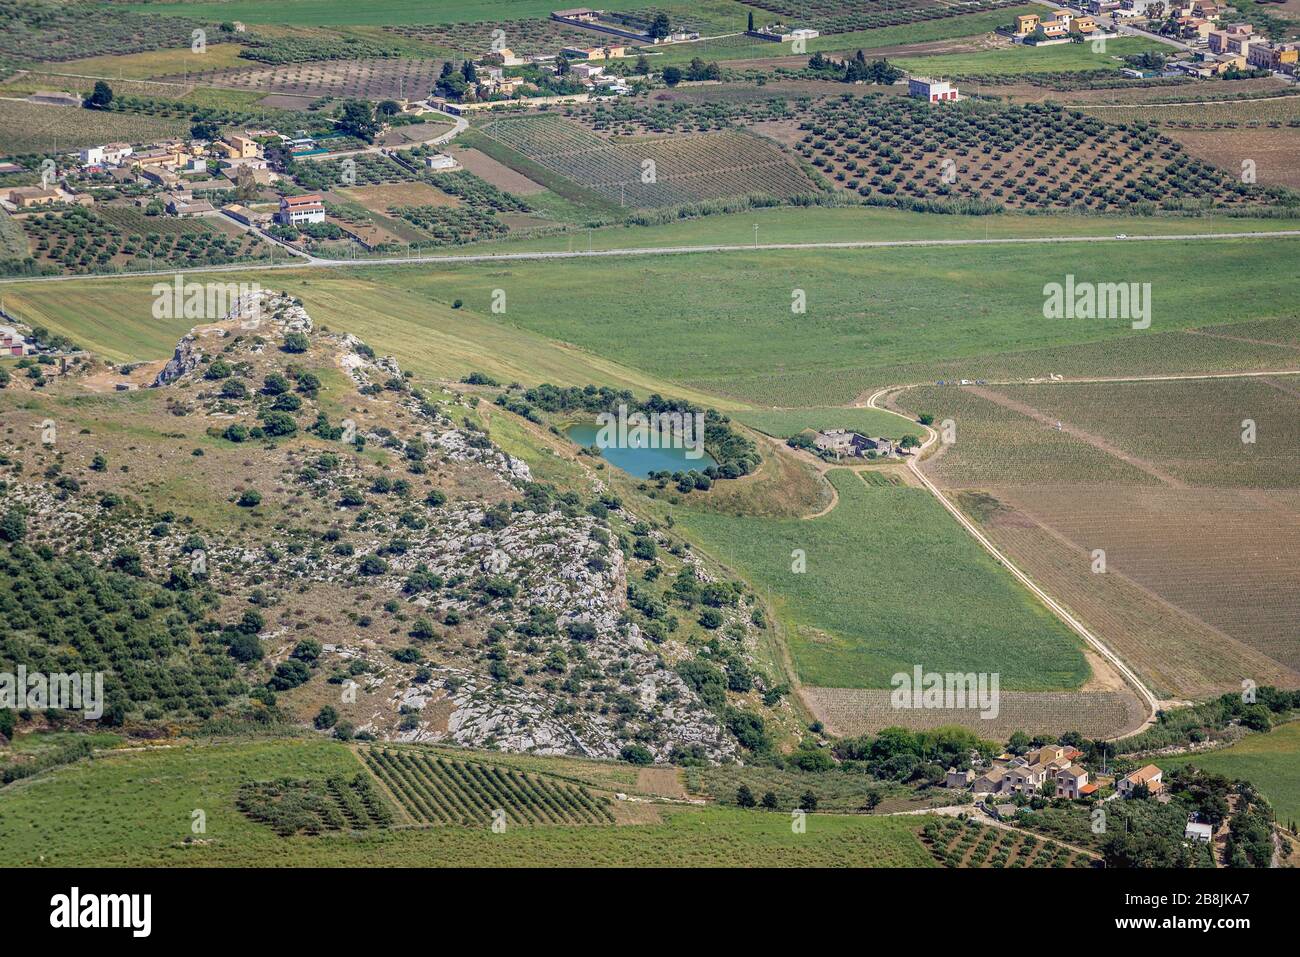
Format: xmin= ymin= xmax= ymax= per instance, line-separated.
xmin=753 ymin=223 xmax=758 ymax=247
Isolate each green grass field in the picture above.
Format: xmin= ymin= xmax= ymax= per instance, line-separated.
xmin=734 ymin=406 xmax=923 ymax=440
xmin=6 ymin=226 xmax=1299 ymax=409
xmin=1162 ymin=722 xmax=1300 ymax=825
xmin=0 ymin=737 xmax=935 ymax=866
xmin=896 ymin=36 xmax=1166 ymax=78
xmin=678 ymin=469 xmax=1089 ymax=689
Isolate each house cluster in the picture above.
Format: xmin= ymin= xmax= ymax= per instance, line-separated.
xmin=69 ymin=130 xmax=280 ymax=195
xmin=949 ymin=748 xmax=1165 ymax=810
xmin=812 ymin=428 xmax=900 ymax=458
xmin=953 ymin=744 xmax=1098 ymax=800
xmin=1013 ymin=10 xmax=1104 ymax=42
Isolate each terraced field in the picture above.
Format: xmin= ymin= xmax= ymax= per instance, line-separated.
xmin=363 ymin=747 xmax=615 ymax=826
xmin=479 ymin=114 xmax=816 ymax=208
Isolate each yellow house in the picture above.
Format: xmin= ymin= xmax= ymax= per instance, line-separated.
xmin=1015 ymin=13 xmax=1040 ymax=35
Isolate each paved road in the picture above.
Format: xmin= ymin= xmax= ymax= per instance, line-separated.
xmin=3 ymin=228 xmax=1298 ymax=286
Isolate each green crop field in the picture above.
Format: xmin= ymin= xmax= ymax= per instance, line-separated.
xmin=1162 ymin=722 xmax=1300 ymax=825
xmin=734 ymin=406 xmax=921 ymax=440
xmin=0 ymin=737 xmax=935 ymax=866
xmin=677 ymin=469 xmax=1089 ymax=689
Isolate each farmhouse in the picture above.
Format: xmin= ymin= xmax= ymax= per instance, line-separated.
xmin=811 ymin=429 xmax=895 ymax=458
xmin=1055 ymin=765 xmax=1089 ymax=799
xmin=971 ymin=744 xmax=1085 ymax=797
xmin=221 ymin=203 xmax=271 ymax=227
xmin=278 ymin=193 xmax=326 ymax=226
xmin=748 ymin=23 xmax=821 ymax=42
xmin=214 ymin=133 xmax=263 ymax=160
xmin=424 ymin=153 xmax=458 ymax=171
xmin=945 ymin=768 xmax=975 ymax=788
xmin=1208 ymin=24 xmax=1253 ymax=56
xmin=0 ymin=326 xmax=32 ymax=356
xmin=1185 ymin=817 xmax=1214 ymax=843
xmin=908 ymin=77 xmax=958 ymax=103
xmin=1117 ymin=764 xmax=1163 ymax=797
xmin=0 ymin=186 xmax=71 ymax=209
xmin=561 ymin=45 xmax=627 ymax=60
xmin=570 ymin=62 xmax=605 ymax=80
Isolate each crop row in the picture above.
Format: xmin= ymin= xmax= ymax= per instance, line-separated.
xmin=363 ymin=748 xmax=614 ymax=826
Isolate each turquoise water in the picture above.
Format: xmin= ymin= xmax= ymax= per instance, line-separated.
xmin=567 ymin=423 xmax=717 ymax=478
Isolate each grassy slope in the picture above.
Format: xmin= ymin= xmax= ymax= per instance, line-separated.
xmin=1162 ymin=722 xmax=1300 ymax=825
xmin=677 ymin=469 xmax=1089 ymax=690
xmin=0 ymin=738 xmax=934 ymax=867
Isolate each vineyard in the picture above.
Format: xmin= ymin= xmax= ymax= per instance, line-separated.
xmin=919 ymin=817 xmax=1093 ymax=868
xmin=744 ymin=0 xmax=1026 ymax=35
xmin=796 ymin=96 xmax=1277 ymax=212
xmin=236 ymin=774 xmax=394 ymax=836
xmin=479 ymin=114 xmax=816 ymax=208
xmin=0 ymin=99 xmax=187 ymax=155
xmin=362 ymin=748 xmax=615 ymax=826
xmin=178 ymin=57 xmax=448 ymax=101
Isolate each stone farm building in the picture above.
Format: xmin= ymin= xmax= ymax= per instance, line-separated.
xmin=969 ymin=744 xmax=1091 ymax=799
xmin=812 ymin=429 xmax=895 ymax=458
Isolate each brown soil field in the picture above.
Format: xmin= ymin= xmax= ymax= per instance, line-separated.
xmin=377 ymin=121 xmax=455 ymax=147
xmin=341 ymin=182 xmax=461 ymax=212
xmin=447 ymin=146 xmax=547 ymax=195
xmin=800 ymin=686 xmax=1148 ymax=739
xmin=1167 ymin=126 xmax=1300 ymax=190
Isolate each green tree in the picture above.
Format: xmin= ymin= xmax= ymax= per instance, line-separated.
xmin=736 ymin=784 xmax=756 ymax=807
xmin=85 ymin=81 xmax=113 ymax=109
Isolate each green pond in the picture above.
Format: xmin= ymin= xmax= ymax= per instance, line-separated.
xmin=566 ymin=424 xmax=717 ymax=478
